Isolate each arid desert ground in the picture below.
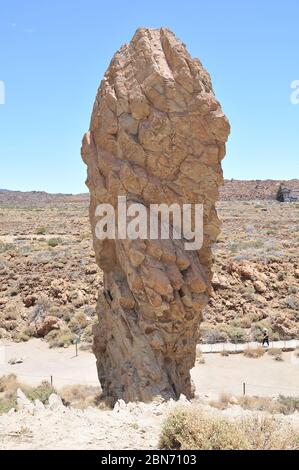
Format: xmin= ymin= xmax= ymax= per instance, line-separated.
xmin=0 ymin=181 xmax=299 ymax=449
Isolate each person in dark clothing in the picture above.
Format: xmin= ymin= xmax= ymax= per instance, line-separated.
xmin=262 ymin=330 xmax=269 ymax=347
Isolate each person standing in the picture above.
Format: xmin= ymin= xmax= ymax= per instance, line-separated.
xmin=262 ymin=329 xmax=269 ymax=347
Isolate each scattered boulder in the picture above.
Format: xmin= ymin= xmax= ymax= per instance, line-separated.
xmin=253 ymin=280 xmax=267 ymax=294
xmin=23 ymin=295 xmax=37 ymax=308
xmin=48 ymin=393 xmax=64 ymax=410
xmin=33 ymin=315 xmax=65 ymax=337
xmin=8 ymin=357 xmax=24 ymax=365
xmin=16 ymin=388 xmax=34 ymax=414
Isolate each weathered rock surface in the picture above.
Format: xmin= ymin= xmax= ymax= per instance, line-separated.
xmin=82 ymin=27 xmax=230 ymax=402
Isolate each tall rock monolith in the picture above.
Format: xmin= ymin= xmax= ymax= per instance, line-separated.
xmin=82 ymin=28 xmax=230 ymax=402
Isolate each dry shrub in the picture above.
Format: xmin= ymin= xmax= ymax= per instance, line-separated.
xmin=238 ymin=395 xmax=278 ymax=413
xmin=267 ymin=348 xmax=282 ymax=356
xmin=0 ymin=374 xmax=21 ymax=413
xmin=241 ymin=415 xmax=299 ymax=450
xmin=244 ymin=346 xmax=265 ymax=358
xmin=277 ymin=395 xmax=299 ymax=414
xmin=159 ymin=406 xmax=249 ymax=450
xmin=159 ymin=406 xmax=299 ymax=450
xmin=45 ymin=329 xmax=76 ymax=348
xmin=68 ymin=312 xmax=89 ymax=333
xmin=0 ymin=374 xmax=21 ymax=397
xmin=26 ymin=381 xmax=56 ymax=404
xmin=60 ymin=384 xmax=100 ymax=409
xmin=209 ymin=393 xmax=234 ymax=410
xmin=209 ymin=393 xmax=299 ymax=416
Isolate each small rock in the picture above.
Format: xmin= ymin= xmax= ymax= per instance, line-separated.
xmin=48 ymin=393 xmax=64 ymax=410
xmin=113 ymin=399 xmax=127 ymax=413
xmin=34 ymin=316 xmax=64 ymax=337
xmin=179 ymin=394 xmax=189 ymax=403
xmin=23 ymin=295 xmax=37 ymax=308
xmin=17 ymin=388 xmax=31 ymax=406
xmin=17 ymin=388 xmax=35 ymax=414
xmin=253 ymin=280 xmax=267 ymax=293
xmin=8 ymin=357 xmax=24 ymax=365
xmin=34 ymin=399 xmax=45 ymax=411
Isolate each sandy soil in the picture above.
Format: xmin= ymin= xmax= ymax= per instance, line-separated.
xmin=192 ymin=352 xmax=299 ymax=398
xmin=0 ymin=339 xmax=98 ymax=388
xmin=1 ymin=339 xmax=298 ymax=398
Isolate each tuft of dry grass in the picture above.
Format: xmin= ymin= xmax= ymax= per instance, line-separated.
xmin=244 ymin=346 xmax=265 ymax=358
xmin=209 ymin=392 xmax=236 ymax=410
xmin=60 ymin=384 xmax=101 ymax=409
xmin=238 ymin=395 xmax=278 ymax=413
xmin=159 ymin=405 xmax=299 ymax=450
xmin=267 ymin=348 xmax=282 ymax=356
xmin=0 ymin=375 xmax=104 ymax=412
xmin=209 ymin=393 xmax=299 ymax=416
xmin=240 ymin=415 xmax=299 ymax=450
xmin=159 ymin=406 xmax=249 ymax=450
xmin=0 ymin=374 xmax=21 ymax=397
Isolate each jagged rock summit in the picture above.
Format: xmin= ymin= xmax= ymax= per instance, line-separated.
xmin=82 ymin=27 xmax=230 ymax=402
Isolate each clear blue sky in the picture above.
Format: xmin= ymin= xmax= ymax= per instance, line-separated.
xmin=0 ymin=0 xmax=298 ymax=193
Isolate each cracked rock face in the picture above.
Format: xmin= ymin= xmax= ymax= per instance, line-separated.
xmin=82 ymin=28 xmax=230 ymax=402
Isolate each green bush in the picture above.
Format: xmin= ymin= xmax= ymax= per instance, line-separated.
xmin=48 ymin=238 xmax=62 ymax=248
xmin=36 ymin=226 xmax=47 ymax=235
xmin=0 ymin=396 xmax=17 ymax=414
xmin=45 ymin=329 xmax=75 ymax=348
xmin=218 ymin=324 xmax=248 ymax=343
xmin=200 ymin=324 xmax=228 ymax=343
xmin=26 ymin=381 xmax=56 ymax=404
xmin=16 ymin=331 xmax=31 ymax=342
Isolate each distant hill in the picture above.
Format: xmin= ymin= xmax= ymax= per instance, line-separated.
xmin=220 ymin=179 xmax=299 ymax=201
xmin=0 ymin=179 xmax=298 ymax=204
xmin=0 ymin=190 xmax=89 ymax=205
